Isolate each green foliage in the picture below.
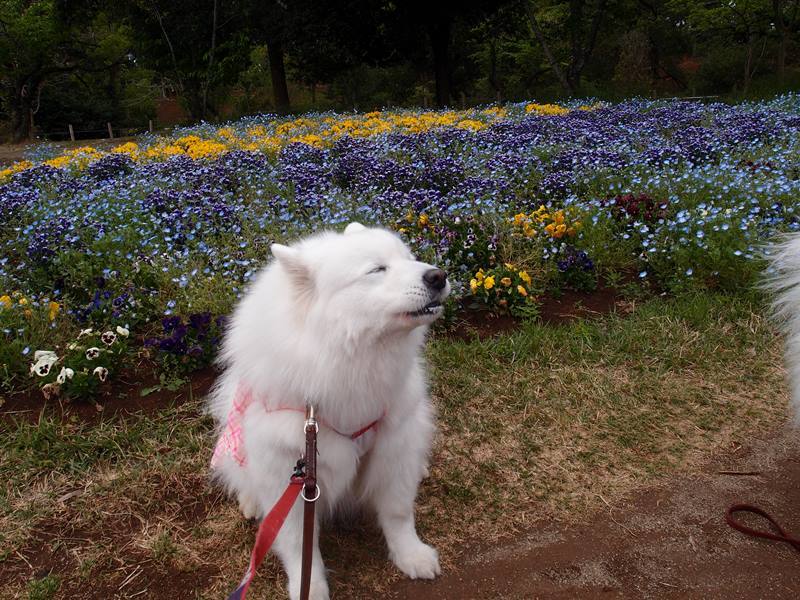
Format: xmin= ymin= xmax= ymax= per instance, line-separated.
xmin=26 ymin=575 xmax=60 ymax=600
xmin=3 ymin=0 xmax=800 ymax=139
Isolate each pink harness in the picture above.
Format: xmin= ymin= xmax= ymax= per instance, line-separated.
xmin=211 ymin=384 xmax=383 ymax=468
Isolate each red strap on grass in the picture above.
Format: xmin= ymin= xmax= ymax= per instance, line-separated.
xmin=228 ymin=478 xmax=304 ymax=600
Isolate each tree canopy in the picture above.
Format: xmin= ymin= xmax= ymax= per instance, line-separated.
xmin=1 ymin=0 xmax=798 ymax=141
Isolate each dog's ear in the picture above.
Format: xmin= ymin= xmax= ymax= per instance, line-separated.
xmin=271 ymin=244 xmax=313 ymax=295
xmin=344 ymin=222 xmax=366 ymax=235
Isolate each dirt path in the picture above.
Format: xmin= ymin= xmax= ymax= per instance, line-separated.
xmin=0 ymin=137 xmax=139 ymax=166
xmin=395 ymin=426 xmax=800 ymax=600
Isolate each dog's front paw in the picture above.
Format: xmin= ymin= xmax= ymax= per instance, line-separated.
xmin=391 ymin=541 xmax=441 ymax=579
xmin=289 ymin=577 xmax=329 ymax=600
xmin=237 ymin=492 xmax=260 ymax=520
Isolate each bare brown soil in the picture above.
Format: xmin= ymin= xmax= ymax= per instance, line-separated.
xmin=0 ymin=367 xmax=217 ymax=425
xmin=0 ymin=138 xmax=142 ymax=166
xmin=395 ymin=427 xmax=800 ymax=600
xmin=538 ymin=285 xmax=624 ymax=325
xmin=1 ymin=472 xmax=226 ymax=598
xmin=443 ymin=285 xmax=624 ymax=342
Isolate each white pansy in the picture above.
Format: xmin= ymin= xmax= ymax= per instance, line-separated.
xmin=78 ymin=328 xmax=93 ymax=338
xmin=101 ymin=331 xmax=117 ymax=345
xmin=57 ymin=367 xmax=75 ymax=384
xmin=86 ymin=347 xmax=101 ymax=360
xmin=30 ymin=351 xmax=58 ymax=377
xmin=93 ymin=366 xmax=108 ymax=382
xmin=116 ymin=326 xmax=130 ymax=337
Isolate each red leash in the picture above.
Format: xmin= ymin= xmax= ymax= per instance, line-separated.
xmin=228 ymin=407 xmax=320 ymax=600
xmin=725 ymin=504 xmax=800 ymax=553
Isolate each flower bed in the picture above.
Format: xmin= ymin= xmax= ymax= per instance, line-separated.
xmin=1 ymin=97 xmax=799 ymax=398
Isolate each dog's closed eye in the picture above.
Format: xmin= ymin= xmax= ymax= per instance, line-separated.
xmin=367 ymin=265 xmax=388 ymax=275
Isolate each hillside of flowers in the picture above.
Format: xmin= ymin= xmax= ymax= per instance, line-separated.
xmin=2 ymin=97 xmax=799 ymax=399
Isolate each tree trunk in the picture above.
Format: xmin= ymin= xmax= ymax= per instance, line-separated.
xmin=566 ymin=0 xmax=607 ymax=94
xmin=429 ymin=16 xmax=452 ymax=107
xmin=773 ymin=0 xmax=787 ymax=82
xmin=488 ymin=39 xmax=499 ymax=95
xmin=566 ymin=0 xmax=585 ymax=91
xmin=202 ymin=0 xmax=218 ymax=120
xmin=743 ymin=32 xmax=754 ymax=95
xmin=108 ymin=63 xmax=120 ymax=123
xmin=267 ymin=39 xmax=290 ymax=115
xmin=525 ymin=1 xmax=573 ymax=94
xmin=10 ymin=80 xmax=35 ymax=143
xmin=150 ymin=4 xmax=184 ymax=94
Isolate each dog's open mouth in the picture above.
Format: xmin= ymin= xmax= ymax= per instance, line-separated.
xmin=405 ymin=300 xmax=443 ymax=318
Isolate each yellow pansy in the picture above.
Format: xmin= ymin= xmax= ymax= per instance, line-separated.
xmin=500 ymin=277 xmax=512 ymax=287
xmin=0 ymin=295 xmax=11 ymax=308
xmin=519 ymin=271 xmax=531 ymax=285
xmin=525 ymin=102 xmax=570 ymax=116
xmin=112 ymin=142 xmax=139 ymax=159
xmin=48 ymin=301 xmax=60 ymax=321
xmin=470 ymin=279 xmax=479 ymax=293
xmin=0 ymin=160 xmax=32 ymax=180
xmin=517 ymin=285 xmax=528 ymax=296
xmin=484 ymin=276 xmax=495 ymax=290
xmin=289 ymin=134 xmax=324 ymax=148
xmin=44 ymin=155 xmax=71 ymax=169
xmin=455 ymin=119 xmax=485 ymax=132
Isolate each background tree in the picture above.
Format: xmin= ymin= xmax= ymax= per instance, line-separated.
xmin=2 ymin=0 xmax=799 ymax=141
xmin=123 ymin=0 xmax=250 ymax=120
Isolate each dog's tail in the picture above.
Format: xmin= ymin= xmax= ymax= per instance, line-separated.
xmin=764 ymin=233 xmax=800 ymax=425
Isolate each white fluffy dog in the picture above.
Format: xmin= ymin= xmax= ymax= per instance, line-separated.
xmin=208 ymin=222 xmax=449 ymax=599
xmin=766 ymin=233 xmax=800 ymax=424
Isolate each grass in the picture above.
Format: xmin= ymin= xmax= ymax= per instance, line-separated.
xmin=0 ymin=292 xmax=790 ymax=598
xmin=25 ymin=576 xmax=59 ymax=600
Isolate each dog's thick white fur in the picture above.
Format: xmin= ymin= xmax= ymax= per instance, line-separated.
xmin=765 ymin=232 xmax=800 ymax=424
xmin=208 ymin=222 xmax=449 ymax=599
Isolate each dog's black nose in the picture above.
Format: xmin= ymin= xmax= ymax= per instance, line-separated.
xmin=423 ymin=268 xmax=447 ymax=291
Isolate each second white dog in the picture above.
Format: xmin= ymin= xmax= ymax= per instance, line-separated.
xmin=208 ymin=222 xmax=449 ymax=599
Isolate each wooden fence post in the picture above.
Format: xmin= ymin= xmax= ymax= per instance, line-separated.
xmin=149 ymin=119 xmax=154 ymax=133
xmin=107 ymin=122 xmax=114 ymax=139
xmin=68 ymin=124 xmax=75 ymax=141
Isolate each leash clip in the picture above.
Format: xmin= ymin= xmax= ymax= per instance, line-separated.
xmin=304 ymin=404 xmax=319 ymax=434
xmin=291 ymin=458 xmax=306 ymax=480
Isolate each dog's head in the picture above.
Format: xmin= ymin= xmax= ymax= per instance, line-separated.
xmin=270 ymin=223 xmax=450 ymax=343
